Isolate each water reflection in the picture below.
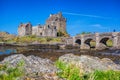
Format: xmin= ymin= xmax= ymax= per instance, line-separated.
xmin=0 ymin=48 xmax=17 ymax=55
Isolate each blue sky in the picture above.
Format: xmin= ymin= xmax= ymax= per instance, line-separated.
xmin=0 ymin=0 xmax=120 ymax=36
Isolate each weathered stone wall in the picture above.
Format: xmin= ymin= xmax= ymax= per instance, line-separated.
xmin=18 ymin=12 xmax=66 ymax=37
xmin=42 ymin=25 xmax=57 ymax=37
xmin=18 ymin=26 xmax=26 ymax=36
xmin=46 ymin=12 xmax=66 ymax=33
xmin=32 ymin=25 xmax=44 ymax=36
xmin=18 ymin=23 xmax=32 ymax=36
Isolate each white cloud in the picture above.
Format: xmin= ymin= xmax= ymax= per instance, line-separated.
xmin=91 ymin=24 xmax=107 ymax=29
xmin=63 ymin=12 xmax=110 ymax=19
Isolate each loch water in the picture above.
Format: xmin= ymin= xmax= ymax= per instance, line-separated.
xmin=0 ymin=45 xmax=120 ymax=64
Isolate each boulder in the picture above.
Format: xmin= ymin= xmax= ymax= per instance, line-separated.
xmin=59 ymin=44 xmax=66 ymax=49
xmin=32 ymin=41 xmax=40 ymax=44
xmin=59 ymin=54 xmax=120 ymax=73
xmin=0 ymin=54 xmax=58 ymax=80
xmin=80 ymin=44 xmax=90 ymax=49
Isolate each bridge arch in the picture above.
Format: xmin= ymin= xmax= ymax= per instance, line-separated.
xmin=75 ymin=39 xmax=81 ymax=45
xmin=100 ymin=37 xmax=113 ymax=47
xmin=84 ymin=38 xmax=96 ymax=48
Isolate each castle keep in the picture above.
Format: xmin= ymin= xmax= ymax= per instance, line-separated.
xmin=18 ymin=12 xmax=66 ymax=37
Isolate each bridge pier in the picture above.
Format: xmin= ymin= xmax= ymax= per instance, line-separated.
xmin=95 ymin=33 xmax=100 ymax=50
xmin=112 ymin=32 xmax=120 ymax=49
xmin=80 ymin=35 xmax=85 ymax=49
xmin=72 ymin=36 xmax=76 ymax=46
xmin=80 ymin=35 xmax=90 ymax=49
xmin=95 ymin=33 xmax=106 ymax=50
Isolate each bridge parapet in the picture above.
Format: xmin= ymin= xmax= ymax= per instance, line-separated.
xmin=75 ymin=36 xmax=81 ymax=39
xmin=99 ymin=32 xmax=112 ymax=36
xmin=83 ymin=34 xmax=95 ymax=37
xmin=76 ymin=34 xmax=95 ymax=37
xmin=118 ymin=32 xmax=120 ymax=36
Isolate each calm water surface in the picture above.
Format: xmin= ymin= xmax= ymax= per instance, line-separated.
xmin=0 ymin=46 xmax=120 ymax=64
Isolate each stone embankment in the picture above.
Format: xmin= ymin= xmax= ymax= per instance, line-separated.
xmin=0 ymin=53 xmax=120 ymax=80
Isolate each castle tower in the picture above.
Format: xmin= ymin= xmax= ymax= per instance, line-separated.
xmin=46 ymin=12 xmax=66 ymax=34
xmin=18 ymin=22 xmax=32 ymax=36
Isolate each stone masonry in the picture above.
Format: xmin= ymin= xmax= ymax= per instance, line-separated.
xmin=46 ymin=12 xmax=66 ymax=33
xmin=18 ymin=12 xmax=66 ymax=37
xmin=18 ymin=22 xmax=32 ymax=36
xmin=66 ymin=32 xmax=120 ymax=49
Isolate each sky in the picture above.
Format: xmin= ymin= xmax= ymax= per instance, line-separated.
xmin=0 ymin=0 xmax=120 ymax=36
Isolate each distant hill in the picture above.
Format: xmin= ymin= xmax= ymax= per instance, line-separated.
xmin=0 ymin=32 xmax=16 ymax=41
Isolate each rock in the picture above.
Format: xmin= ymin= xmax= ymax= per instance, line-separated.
xmin=0 ymin=54 xmax=58 ymax=80
xmin=115 ymin=50 xmax=120 ymax=54
xmin=59 ymin=44 xmax=66 ymax=49
xmin=32 ymin=41 xmax=40 ymax=44
xmin=80 ymin=44 xmax=90 ymax=49
xmin=59 ymin=54 xmax=120 ymax=73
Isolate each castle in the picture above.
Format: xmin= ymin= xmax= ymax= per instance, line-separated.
xmin=18 ymin=12 xmax=66 ymax=37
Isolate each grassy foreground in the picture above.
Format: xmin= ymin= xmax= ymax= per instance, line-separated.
xmin=0 ymin=60 xmax=24 ymax=80
xmin=55 ymin=60 xmax=120 ymax=80
xmin=0 ymin=59 xmax=120 ymax=80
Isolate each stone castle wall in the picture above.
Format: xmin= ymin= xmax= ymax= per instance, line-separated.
xmin=46 ymin=12 xmax=66 ymax=33
xmin=18 ymin=12 xmax=66 ymax=37
xmin=18 ymin=23 xmax=32 ymax=36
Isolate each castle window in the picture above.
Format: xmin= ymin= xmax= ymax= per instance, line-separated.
xmin=48 ymin=25 xmax=50 ymax=28
xmin=55 ymin=18 xmax=58 ymax=21
xmin=26 ymin=33 xmax=29 ymax=35
xmin=40 ymin=33 xmax=42 ymax=35
xmin=54 ymin=26 xmax=56 ymax=29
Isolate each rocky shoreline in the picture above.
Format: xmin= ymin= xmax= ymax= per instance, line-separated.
xmin=0 ymin=53 xmax=120 ymax=80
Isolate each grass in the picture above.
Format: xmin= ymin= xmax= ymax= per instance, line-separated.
xmin=55 ymin=60 xmax=120 ymax=80
xmin=55 ymin=60 xmax=82 ymax=80
xmin=90 ymin=40 xmax=96 ymax=47
xmin=106 ymin=40 xmax=113 ymax=47
xmin=0 ymin=60 xmax=25 ymax=80
xmin=92 ymin=70 xmax=120 ymax=80
xmin=0 ymin=35 xmax=63 ymax=44
xmin=13 ymin=36 xmax=62 ymax=44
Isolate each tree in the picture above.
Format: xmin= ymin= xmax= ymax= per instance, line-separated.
xmin=57 ymin=30 xmax=69 ymax=37
xmin=76 ymin=32 xmax=91 ymax=35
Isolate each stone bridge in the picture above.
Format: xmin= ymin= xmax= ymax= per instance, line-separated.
xmin=66 ymin=32 xmax=120 ymax=50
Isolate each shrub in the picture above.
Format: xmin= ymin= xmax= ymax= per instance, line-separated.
xmin=55 ymin=60 xmax=82 ymax=80
xmin=92 ymin=70 xmax=120 ymax=80
xmin=55 ymin=60 xmax=120 ymax=80
xmin=46 ymin=37 xmax=53 ymax=42
xmin=57 ymin=30 xmax=69 ymax=37
xmin=0 ymin=60 xmax=25 ymax=80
